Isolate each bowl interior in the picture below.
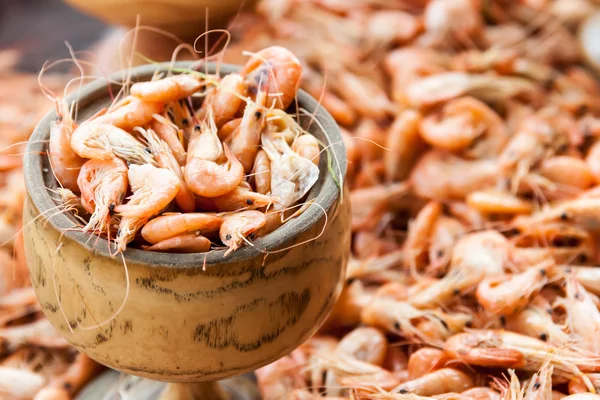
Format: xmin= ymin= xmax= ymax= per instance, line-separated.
xmin=24 ymin=62 xmax=347 ymax=267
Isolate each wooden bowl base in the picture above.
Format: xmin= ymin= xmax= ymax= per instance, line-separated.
xmin=76 ymin=371 xmax=260 ymax=400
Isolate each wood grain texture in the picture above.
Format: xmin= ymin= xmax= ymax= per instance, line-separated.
xmin=23 ymin=62 xmax=349 ymax=383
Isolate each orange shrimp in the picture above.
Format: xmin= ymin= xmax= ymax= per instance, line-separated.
xmin=33 ymin=354 xmax=103 ymax=400
xmin=199 ymin=73 xmax=245 ymax=128
xmin=70 ymin=123 xmax=156 ymax=165
xmin=410 ymin=150 xmax=497 ymax=200
xmin=48 ymin=98 xmax=84 ymax=192
xmin=466 ymin=190 xmax=533 ymax=215
xmin=476 ymin=260 xmax=555 ymax=316
xmin=420 ymin=97 xmax=508 ymax=158
xmin=142 ymin=233 xmax=211 ymax=253
xmin=428 ymin=216 xmax=466 ymax=275
xmin=219 ymin=210 xmax=267 ymax=255
xmin=444 ymin=330 xmax=600 ymax=379
xmin=251 ymin=149 xmax=271 ymax=195
xmin=195 ymin=185 xmax=275 ymax=212
xmin=332 ymin=71 xmax=395 ymax=120
xmin=141 ymin=212 xmax=222 ymax=244
xmin=365 ymin=10 xmax=421 ymax=46
xmin=130 ymin=73 xmax=207 ymax=103
xmin=218 ymin=118 xmax=242 ymax=142
xmin=505 ymin=298 xmax=573 ymax=347
xmin=539 ymin=156 xmax=595 ymax=190
xmin=498 ymin=114 xmax=568 ymax=191
xmin=185 ymin=113 xmax=244 ymax=197
xmin=407 ymin=348 xmax=446 ymax=380
xmin=393 ymin=369 xmax=475 ymax=397
xmin=409 ymin=231 xmax=507 ymax=308
xmin=138 ymin=127 xmax=195 ymax=212
xmin=115 ymin=164 xmax=181 ymax=252
xmin=404 ymin=72 xmax=536 ymax=110
xmin=229 ymin=82 xmax=267 ymax=173
xmin=91 ymin=95 xmax=163 ymax=130
xmin=302 ymin=66 xmax=356 ymax=127
xmin=321 ymin=280 xmax=372 ymax=331
xmin=569 ymin=374 xmax=600 ymax=395
xmin=241 ymin=46 xmax=302 ymax=110
xmin=77 ymin=158 xmax=128 ymax=235
xmin=385 ymin=110 xmax=424 ymax=183
xmin=422 ymin=0 xmax=482 ymax=45
xmin=558 ymin=277 xmax=600 ymax=354
xmin=336 ymin=327 xmax=388 ymax=367
xmin=403 ymin=201 xmax=442 ymax=270
xmin=292 ymin=134 xmax=320 ymax=166
xmin=149 ymin=114 xmax=187 ymax=166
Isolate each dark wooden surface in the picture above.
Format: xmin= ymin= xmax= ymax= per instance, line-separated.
xmin=0 ymin=0 xmax=107 ymax=72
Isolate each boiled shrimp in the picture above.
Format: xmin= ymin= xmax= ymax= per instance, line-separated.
xmin=199 ymin=73 xmax=245 ymax=128
xmin=393 ymin=368 xmax=474 ymax=397
xmin=419 ymin=97 xmax=507 ymax=157
xmin=138 ymin=127 xmax=195 ymax=212
xmin=422 ymin=0 xmax=482 ymax=46
xmin=219 ymin=210 xmax=267 ymax=255
xmin=410 ymin=150 xmax=497 ymax=200
xmin=336 ymin=327 xmax=388 ymax=367
xmin=428 ymin=216 xmax=466 ymax=275
xmin=251 ymin=149 xmax=271 ymax=195
xmin=33 ymin=354 xmax=102 ymax=400
xmin=130 ymin=73 xmax=207 ymax=103
xmin=385 ymin=110 xmax=424 ymax=183
xmin=505 ymin=301 xmax=573 ymax=347
xmin=292 ymin=134 xmax=320 ymax=166
xmin=115 ymin=164 xmax=180 ymax=252
xmin=558 ymin=277 xmax=600 ymax=353
xmin=403 ymin=201 xmax=442 ymax=271
xmin=409 ymin=231 xmax=508 ymax=308
xmin=241 ymin=46 xmax=302 ymax=110
xmin=91 ymin=95 xmax=163 ymax=130
xmin=195 ymin=185 xmax=275 ymax=212
xmin=229 ymin=81 xmax=267 ymax=173
xmin=48 ymin=98 xmax=85 ymax=192
xmin=466 ymin=190 xmax=533 ymax=215
xmin=476 ymin=260 xmax=555 ymax=315
xmin=185 ymin=112 xmax=244 ymax=197
xmin=444 ymin=330 xmax=600 ymax=381
xmin=142 ymin=233 xmax=211 ymax=253
xmin=70 ymin=123 xmax=156 ymax=165
xmin=262 ymin=132 xmax=319 ymax=210
xmin=77 ymin=157 xmax=128 ymax=235
xmin=141 ymin=212 xmax=222 ymax=244
xmin=407 ymin=348 xmax=446 ymax=380
xmin=149 ymin=114 xmax=187 ymax=166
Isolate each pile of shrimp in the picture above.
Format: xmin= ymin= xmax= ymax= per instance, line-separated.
xmin=217 ymin=0 xmax=600 ymax=399
xmin=0 ymin=51 xmax=103 ymax=400
xmin=50 ymin=45 xmax=322 ymax=255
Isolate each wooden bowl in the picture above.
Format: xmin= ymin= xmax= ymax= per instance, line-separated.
xmin=23 ymin=62 xmax=349 ymax=383
xmin=64 ymin=0 xmax=257 ymax=40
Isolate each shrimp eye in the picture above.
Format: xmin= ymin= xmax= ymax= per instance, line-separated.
xmin=539 ymin=333 xmax=548 ymax=341
xmin=254 ymin=111 xmax=262 ymax=119
xmin=194 ymin=125 xmax=201 ymax=131
xmin=560 ymin=212 xmax=569 ymax=221
xmin=145 ymin=147 xmax=152 ymax=154
xmin=539 ymin=268 xmax=546 ymax=277
xmin=533 ymin=382 xmax=541 ymax=390
xmin=225 ymin=234 xmax=232 ymax=241
xmin=436 ymin=249 xmax=444 ymax=258
xmin=578 ymin=253 xmax=588 ymax=262
xmin=398 ymin=389 xmax=409 ymax=394
xmin=181 ymin=118 xmax=189 ymax=126
xmin=246 ymin=199 xmax=254 ymax=205
xmin=346 ymin=277 xmax=356 ymax=285
xmin=453 ymin=289 xmax=460 ymax=295
xmin=465 ymin=320 xmax=473 ymax=328
xmin=108 ymin=203 xmax=116 ymax=216
xmin=393 ymin=322 xmax=401 ymax=331
xmin=63 ymin=382 xmax=73 ymax=391
xmin=499 ymin=316 xmax=506 ymax=326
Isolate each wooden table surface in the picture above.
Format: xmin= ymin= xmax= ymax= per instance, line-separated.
xmin=0 ymin=0 xmax=107 ymax=72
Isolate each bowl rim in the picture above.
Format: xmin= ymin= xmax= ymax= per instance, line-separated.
xmin=24 ymin=61 xmax=347 ymax=267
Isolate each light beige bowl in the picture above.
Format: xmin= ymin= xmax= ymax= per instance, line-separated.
xmin=23 ymin=62 xmax=349 ymax=386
